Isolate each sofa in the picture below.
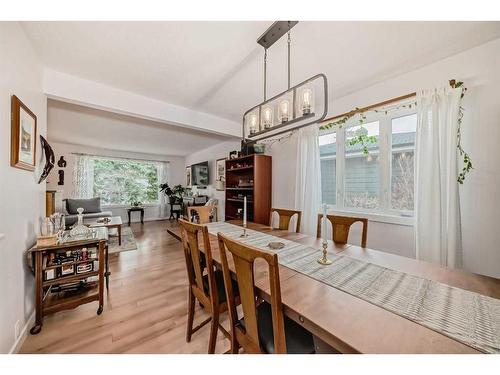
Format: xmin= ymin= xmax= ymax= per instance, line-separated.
xmin=63 ymin=197 xmax=113 ymax=226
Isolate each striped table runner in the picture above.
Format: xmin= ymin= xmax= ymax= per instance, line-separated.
xmin=206 ymin=222 xmax=500 ymax=353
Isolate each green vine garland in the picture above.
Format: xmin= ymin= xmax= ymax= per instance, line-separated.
xmin=319 ymin=79 xmax=472 ymax=183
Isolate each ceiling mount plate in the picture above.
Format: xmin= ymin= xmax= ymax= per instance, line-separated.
xmin=257 ymin=21 xmax=298 ymax=49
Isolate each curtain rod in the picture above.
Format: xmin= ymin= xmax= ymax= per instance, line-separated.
xmin=71 ymin=152 xmax=169 ymax=164
xmin=321 ymin=92 xmax=416 ymax=124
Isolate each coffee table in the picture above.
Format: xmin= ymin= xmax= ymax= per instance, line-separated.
xmin=84 ymin=216 xmax=123 ymax=246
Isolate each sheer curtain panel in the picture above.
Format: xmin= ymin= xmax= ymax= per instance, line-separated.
xmin=73 ymin=154 xmax=95 ymax=199
xmin=415 ymin=87 xmax=462 ymax=268
xmin=295 ymin=126 xmax=322 ymax=236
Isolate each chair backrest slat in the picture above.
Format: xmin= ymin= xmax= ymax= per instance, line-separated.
xmin=316 ymin=214 xmax=368 ymax=247
xmin=218 ymin=233 xmax=287 ymax=353
xmin=188 ymin=205 xmax=218 ymax=224
xmin=179 ymin=219 xmax=218 ymax=305
xmin=269 ymin=208 xmax=302 ymax=233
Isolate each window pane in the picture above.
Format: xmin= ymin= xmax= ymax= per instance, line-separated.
xmin=344 ymin=121 xmax=380 ymax=209
xmin=319 ymin=132 xmax=336 ymax=205
xmin=93 ymin=159 xmax=159 ymax=205
xmin=391 ymin=114 xmax=416 ymax=211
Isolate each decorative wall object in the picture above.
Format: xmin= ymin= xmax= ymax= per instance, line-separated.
xmin=37 ymin=135 xmax=55 ymax=184
xmin=57 ymin=156 xmax=67 ymax=168
xmin=10 ymin=95 xmax=37 ymax=171
xmin=58 ymin=170 xmax=65 ymax=185
xmin=215 ymin=158 xmax=226 ymax=191
xmin=186 ymin=166 xmax=192 ymax=187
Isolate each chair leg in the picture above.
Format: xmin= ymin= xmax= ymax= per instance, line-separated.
xmin=186 ymin=290 xmax=195 ymax=342
xmin=208 ymin=309 xmax=219 ymax=354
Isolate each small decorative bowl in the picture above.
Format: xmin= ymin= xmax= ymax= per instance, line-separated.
xmin=268 ymin=242 xmax=285 ymax=250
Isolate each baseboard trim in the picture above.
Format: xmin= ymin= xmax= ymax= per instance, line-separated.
xmin=8 ymin=310 xmax=35 ymax=354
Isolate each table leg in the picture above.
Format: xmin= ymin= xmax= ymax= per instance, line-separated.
xmin=127 ymin=210 xmax=131 ymax=226
xmin=141 ymin=209 xmax=144 ymax=224
xmin=105 ymin=243 xmax=110 ymax=291
xmin=118 ymin=224 xmax=122 ymax=246
xmin=97 ymin=242 xmax=105 ymax=315
xmin=30 ymin=251 xmax=43 ymax=334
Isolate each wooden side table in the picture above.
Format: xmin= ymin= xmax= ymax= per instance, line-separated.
xmin=127 ymin=206 xmax=144 ymax=226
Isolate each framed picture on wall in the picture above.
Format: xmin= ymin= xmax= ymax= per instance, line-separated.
xmin=215 ymin=158 xmax=226 ymax=191
xmin=186 ymin=166 xmax=192 ymax=187
xmin=10 ymin=95 xmax=37 ymax=171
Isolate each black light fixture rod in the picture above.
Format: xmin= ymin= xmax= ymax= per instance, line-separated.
xmin=287 ymin=26 xmax=291 ymax=89
xmin=264 ymin=48 xmax=267 ymax=101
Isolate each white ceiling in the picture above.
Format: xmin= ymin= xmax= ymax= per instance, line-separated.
xmin=47 ymin=99 xmax=231 ymax=156
xmin=23 ymin=21 xmax=500 ymax=124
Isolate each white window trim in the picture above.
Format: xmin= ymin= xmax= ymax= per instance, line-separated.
xmin=320 ymin=105 xmax=416 ymax=227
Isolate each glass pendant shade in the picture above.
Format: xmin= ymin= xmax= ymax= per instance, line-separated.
xmin=248 ymin=114 xmax=258 ymax=134
xmin=262 ymin=106 xmax=273 ymax=129
xmin=278 ymin=99 xmax=290 ymax=123
xmin=300 ymin=87 xmax=314 ymax=115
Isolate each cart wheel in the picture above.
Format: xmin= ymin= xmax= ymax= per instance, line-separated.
xmin=30 ymin=324 xmax=42 ymax=335
xmin=97 ymin=306 xmax=103 ymax=315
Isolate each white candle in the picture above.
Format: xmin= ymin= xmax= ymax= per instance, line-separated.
xmin=243 ymin=196 xmax=247 ymax=227
xmin=322 ymin=203 xmax=327 ymax=244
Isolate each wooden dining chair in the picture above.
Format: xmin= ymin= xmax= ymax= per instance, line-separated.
xmin=269 ymin=208 xmax=302 ymax=233
xmin=187 ymin=205 xmax=218 ymax=224
xmin=316 ymin=214 xmax=368 ymax=247
xmin=178 ymin=219 xmax=238 ymax=353
xmin=217 ymin=233 xmax=315 ymax=354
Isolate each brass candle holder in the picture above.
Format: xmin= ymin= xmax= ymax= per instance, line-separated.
xmin=317 ymin=241 xmax=333 ymax=265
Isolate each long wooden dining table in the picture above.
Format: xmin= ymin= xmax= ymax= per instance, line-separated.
xmin=167 ymin=220 xmax=500 ymax=354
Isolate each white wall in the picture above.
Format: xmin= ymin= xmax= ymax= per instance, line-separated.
xmin=0 ymin=22 xmax=47 ymax=353
xmin=265 ymin=37 xmax=500 ymax=278
xmin=185 ymin=140 xmax=241 ymax=220
xmin=45 ymin=142 xmax=185 ymax=223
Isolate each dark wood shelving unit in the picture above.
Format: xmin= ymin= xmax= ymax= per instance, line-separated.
xmin=225 ymin=154 xmax=271 ymax=225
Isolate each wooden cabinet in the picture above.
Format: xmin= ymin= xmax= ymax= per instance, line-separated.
xmin=225 ymin=154 xmax=272 ymax=225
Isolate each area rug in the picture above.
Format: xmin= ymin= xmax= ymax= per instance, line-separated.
xmin=108 ymin=226 xmax=138 ymax=254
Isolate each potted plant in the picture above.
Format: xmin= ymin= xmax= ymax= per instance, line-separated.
xmin=160 ymin=183 xmax=187 ymax=204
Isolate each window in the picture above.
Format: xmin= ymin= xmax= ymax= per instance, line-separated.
xmin=319 ymin=133 xmax=337 ymax=205
xmin=319 ymin=105 xmax=417 ymax=217
xmin=344 ymin=121 xmax=380 ymax=209
xmin=93 ymin=158 xmax=160 ymax=205
xmin=391 ymin=114 xmax=416 ymax=211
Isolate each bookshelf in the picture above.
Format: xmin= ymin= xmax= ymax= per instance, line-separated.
xmin=225 ymin=154 xmax=272 ymax=225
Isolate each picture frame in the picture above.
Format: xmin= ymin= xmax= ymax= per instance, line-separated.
xmin=215 ymin=158 xmax=227 ymax=191
xmin=11 ymin=95 xmax=37 ymax=171
xmin=186 ymin=166 xmax=192 ymax=187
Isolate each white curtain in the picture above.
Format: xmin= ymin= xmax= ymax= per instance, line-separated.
xmin=295 ymin=126 xmax=322 ymax=236
xmin=157 ymin=161 xmax=169 ymax=217
xmin=73 ymin=155 xmax=94 ymax=198
xmin=415 ymin=87 xmax=462 ymax=268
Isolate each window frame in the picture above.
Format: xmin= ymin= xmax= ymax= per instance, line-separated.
xmin=319 ymin=105 xmax=416 ymax=226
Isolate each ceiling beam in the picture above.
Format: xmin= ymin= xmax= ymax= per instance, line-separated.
xmin=42 ymin=68 xmax=241 ymax=138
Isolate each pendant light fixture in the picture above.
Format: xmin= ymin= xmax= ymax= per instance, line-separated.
xmin=243 ymin=21 xmax=328 ymax=142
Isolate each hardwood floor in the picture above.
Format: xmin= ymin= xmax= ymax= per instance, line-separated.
xmin=20 ymin=220 xmax=231 ymax=354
